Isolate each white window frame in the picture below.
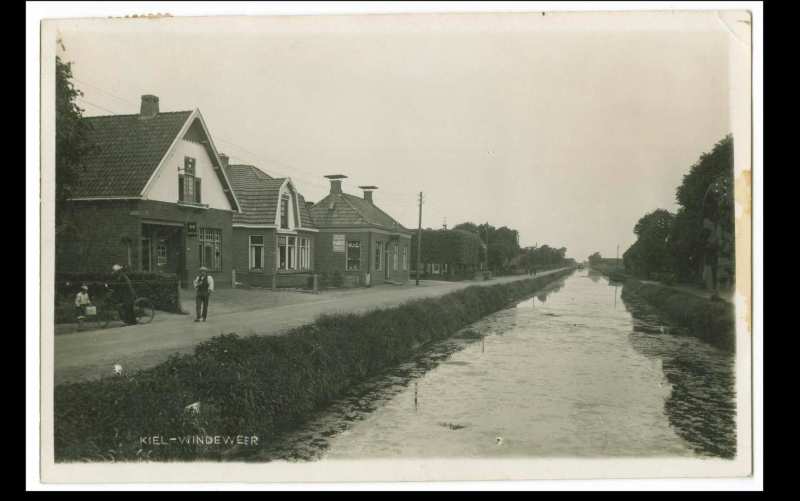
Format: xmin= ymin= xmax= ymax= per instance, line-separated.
xmin=346 ymin=240 xmax=361 ymax=271
xmin=198 ymin=227 xmax=222 ymax=271
xmin=402 ymin=245 xmax=408 ymax=271
xmin=249 ymin=235 xmax=265 ymax=271
xmin=375 ymin=241 xmax=383 ymax=271
xmin=393 ymin=242 xmax=399 ymax=271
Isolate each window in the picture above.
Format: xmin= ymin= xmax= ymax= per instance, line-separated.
xmin=156 ymin=240 xmax=168 ymax=266
xmin=346 ymin=240 xmax=361 ymax=271
xmin=198 ymin=228 xmax=222 ymax=271
xmin=402 ymin=246 xmax=408 ymax=271
xmin=287 ymin=237 xmax=296 ymax=269
xmin=298 ymin=237 xmax=312 ymax=270
xmin=393 ymin=242 xmax=399 ymax=271
xmin=249 ymin=235 xmax=264 ymax=270
xmin=278 ymin=236 xmax=300 ymax=270
xmin=278 ymin=236 xmax=287 ymax=270
xmin=178 ymin=157 xmax=201 ymax=203
xmin=280 ymin=195 xmax=290 ymax=229
xmin=432 ymin=263 xmax=440 ymax=274
xmin=375 ymin=241 xmax=384 ymax=271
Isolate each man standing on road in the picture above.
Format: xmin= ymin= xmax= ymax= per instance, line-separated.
xmin=193 ymin=266 xmax=214 ymax=322
xmin=111 ymin=264 xmax=137 ymax=325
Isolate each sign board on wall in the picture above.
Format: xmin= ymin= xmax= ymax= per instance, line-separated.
xmin=333 ymin=234 xmax=345 ymax=253
xmin=186 ymin=222 xmax=197 ymax=237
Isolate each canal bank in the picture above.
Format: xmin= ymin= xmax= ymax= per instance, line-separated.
xmin=245 ymin=269 xmax=736 ymax=462
xmin=620 ymin=278 xmax=735 ymax=352
xmin=54 ymin=268 xmax=575 ymax=461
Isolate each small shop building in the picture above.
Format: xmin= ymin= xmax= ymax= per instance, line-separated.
xmin=55 ymin=95 xmax=241 ymax=287
xmin=309 ymin=175 xmax=412 ymax=287
xmin=225 ymin=162 xmax=318 ymax=288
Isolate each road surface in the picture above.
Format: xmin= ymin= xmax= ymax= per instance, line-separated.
xmin=53 ymin=269 xmax=569 ymax=385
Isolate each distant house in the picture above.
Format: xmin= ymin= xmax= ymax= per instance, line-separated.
xmin=225 ymin=162 xmax=317 ymax=288
xmin=309 ymin=175 xmax=412 ymax=287
xmin=410 ymin=228 xmax=485 ymax=279
xmin=56 ymin=95 xmax=241 ymax=287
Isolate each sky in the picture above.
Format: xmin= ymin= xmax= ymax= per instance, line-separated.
xmin=56 ymin=11 xmax=736 ymax=261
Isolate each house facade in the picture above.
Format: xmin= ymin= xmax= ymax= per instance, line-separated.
xmin=56 ymin=95 xmax=241 ymax=287
xmin=309 ymin=176 xmax=412 ymax=287
xmin=225 ymin=162 xmax=318 ymax=288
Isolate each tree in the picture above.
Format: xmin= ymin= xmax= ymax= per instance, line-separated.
xmin=588 ymin=252 xmax=602 ymax=265
xmin=55 ymin=50 xmax=93 ymax=236
xmin=669 ymin=135 xmax=734 ymax=283
xmin=623 ymin=209 xmax=675 ymax=278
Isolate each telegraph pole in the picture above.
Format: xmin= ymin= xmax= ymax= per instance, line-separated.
xmin=416 ymin=192 xmax=423 ymax=286
xmin=484 ymin=221 xmax=489 ymax=271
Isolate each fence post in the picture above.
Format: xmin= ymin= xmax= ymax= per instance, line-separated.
xmin=313 ymin=274 xmax=319 ymax=294
xmin=271 ymin=273 xmax=277 ymax=291
xmin=232 ymin=268 xmax=236 ymax=289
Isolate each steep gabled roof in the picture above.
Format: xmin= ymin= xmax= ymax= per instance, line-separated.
xmin=309 ymin=192 xmax=411 ymax=234
xmin=72 ymin=111 xmax=193 ymax=198
xmin=226 ymin=164 xmax=315 ymax=228
xmin=70 ymin=109 xmax=241 ymax=211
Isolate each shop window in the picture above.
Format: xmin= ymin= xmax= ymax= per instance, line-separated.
xmin=347 ymin=240 xmax=361 ymax=271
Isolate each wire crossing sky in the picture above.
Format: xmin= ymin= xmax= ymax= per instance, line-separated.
xmin=57 ymin=11 xmax=734 ymax=261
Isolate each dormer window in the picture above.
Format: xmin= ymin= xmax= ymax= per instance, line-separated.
xmin=280 ymin=194 xmax=290 ymax=229
xmin=179 ymin=156 xmax=201 ymax=203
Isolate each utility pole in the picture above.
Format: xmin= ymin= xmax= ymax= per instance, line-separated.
xmin=416 ymin=192 xmax=423 ymax=286
xmin=485 ymin=221 xmax=490 ymax=272
xmin=616 ymin=244 xmax=619 ymax=262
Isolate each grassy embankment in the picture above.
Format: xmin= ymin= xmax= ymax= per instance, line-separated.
xmin=621 ymin=278 xmax=735 ymax=352
xmin=54 ymin=268 xmax=574 ymax=462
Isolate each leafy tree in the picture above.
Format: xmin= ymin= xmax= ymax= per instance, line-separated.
xmin=623 ymin=209 xmax=675 ymax=278
xmin=669 ymin=135 xmax=734 ymax=283
xmin=588 ymin=252 xmax=602 ymax=265
xmin=55 ymin=51 xmax=93 ymax=235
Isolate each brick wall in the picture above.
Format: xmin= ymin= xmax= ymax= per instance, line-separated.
xmin=56 ymin=200 xmax=141 ymax=274
xmin=56 ymin=199 xmax=235 ymax=288
xmin=314 ymin=229 xmax=411 ymax=287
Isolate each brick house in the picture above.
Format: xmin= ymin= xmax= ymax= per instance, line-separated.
xmin=56 ymin=95 xmax=241 ymax=287
xmin=309 ymin=175 xmax=412 ymax=287
xmin=225 ymin=162 xmax=318 ymax=288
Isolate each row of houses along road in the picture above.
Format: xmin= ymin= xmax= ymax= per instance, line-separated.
xmin=57 ymin=94 xmax=413 ymax=289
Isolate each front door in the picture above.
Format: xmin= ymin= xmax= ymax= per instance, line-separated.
xmin=141 ymin=237 xmax=152 ymax=272
xmin=385 ymin=246 xmax=390 ymax=280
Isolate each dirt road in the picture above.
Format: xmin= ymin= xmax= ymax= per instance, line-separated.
xmin=53 ymin=269 xmax=568 ymax=385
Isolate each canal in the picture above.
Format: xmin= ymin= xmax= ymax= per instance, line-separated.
xmin=250 ymin=269 xmax=736 ymax=462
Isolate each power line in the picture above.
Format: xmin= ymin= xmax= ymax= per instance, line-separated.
xmin=76 ymin=97 xmax=119 ymax=116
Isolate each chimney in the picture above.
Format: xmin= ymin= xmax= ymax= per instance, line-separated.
xmin=325 ymin=174 xmax=347 ymax=195
xmin=358 ymin=185 xmax=378 ymax=204
xmin=140 ymin=94 xmax=159 ymax=119
xmin=218 ymin=153 xmax=230 ymax=170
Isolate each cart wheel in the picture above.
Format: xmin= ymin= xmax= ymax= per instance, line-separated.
xmin=133 ymin=297 xmax=155 ymax=324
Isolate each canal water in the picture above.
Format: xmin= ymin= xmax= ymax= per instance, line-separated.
xmin=251 ymin=269 xmax=736 ymax=461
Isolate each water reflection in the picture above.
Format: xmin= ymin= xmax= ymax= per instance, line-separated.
xmin=621 ymin=288 xmax=736 ymax=458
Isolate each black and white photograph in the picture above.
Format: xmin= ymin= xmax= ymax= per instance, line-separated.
xmin=29 ymin=1 xmax=760 ymax=489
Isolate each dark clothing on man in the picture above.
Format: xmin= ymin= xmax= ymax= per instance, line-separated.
xmin=112 ymin=270 xmax=137 ymax=324
xmin=193 ymin=273 xmax=214 ymax=321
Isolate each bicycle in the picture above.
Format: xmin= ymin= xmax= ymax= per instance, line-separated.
xmin=98 ymin=284 xmax=155 ymax=328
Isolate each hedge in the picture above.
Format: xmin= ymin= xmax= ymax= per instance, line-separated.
xmin=55 ymin=271 xmax=182 ymax=323
xmin=621 ymin=279 xmax=735 ymax=352
xmin=53 ymin=268 xmax=574 ymax=462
